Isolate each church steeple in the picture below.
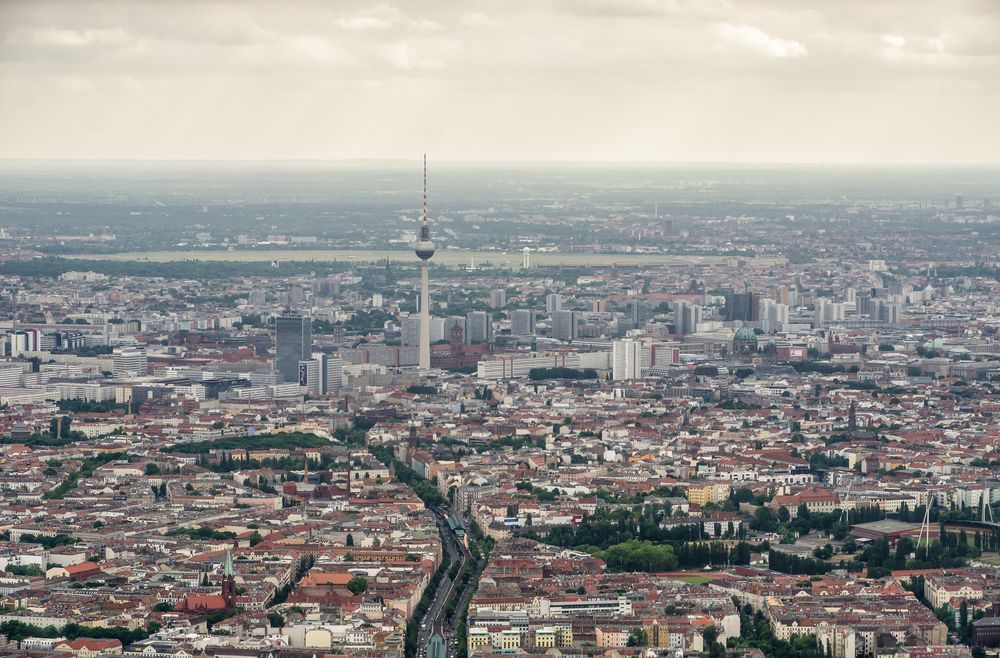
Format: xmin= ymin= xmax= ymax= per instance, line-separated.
xmin=221 ymin=550 xmax=237 ymax=609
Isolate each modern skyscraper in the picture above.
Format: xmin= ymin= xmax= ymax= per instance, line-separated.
xmin=815 ymin=299 xmax=845 ymax=328
xmin=724 ymin=290 xmax=761 ymax=322
xmin=674 ymin=301 xmax=702 ymax=335
xmin=401 ymin=316 xmax=421 ymax=346
xmin=545 ymin=293 xmax=562 ymax=313
xmin=511 ymin=309 xmax=537 ymax=336
xmin=489 ymin=289 xmax=507 ymax=309
xmin=315 ymin=351 xmax=343 ymax=394
xmin=612 ymin=339 xmax=643 ymax=380
xmin=414 ymin=155 xmax=435 ymax=369
xmin=465 ymin=311 xmax=492 ymax=344
xmin=630 ymin=299 xmax=649 ymax=328
xmin=275 ymin=315 xmax=312 ymax=384
xmin=551 ymin=310 xmax=577 ymax=341
xmin=298 ymin=358 xmax=321 ymax=395
xmin=760 ymin=299 xmax=789 ymax=333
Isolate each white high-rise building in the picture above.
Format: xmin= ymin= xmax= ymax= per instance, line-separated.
xmin=815 ymin=299 xmax=845 ymax=328
xmin=612 ymin=340 xmax=643 ymax=380
xmin=322 ymin=353 xmax=343 ymax=394
xmin=298 ymin=358 xmax=321 ymax=395
xmin=760 ymin=299 xmax=789 ymax=333
xmin=546 ymin=293 xmax=562 ymax=313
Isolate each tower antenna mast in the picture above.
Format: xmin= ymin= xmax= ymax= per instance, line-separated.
xmin=414 ymin=154 xmax=436 ymax=369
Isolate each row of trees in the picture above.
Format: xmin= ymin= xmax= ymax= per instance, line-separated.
xmin=859 ymin=533 xmax=973 ymax=578
xmin=163 ymin=431 xmax=330 ymax=454
xmin=0 ymin=621 xmax=149 ymax=645
xmin=538 ymin=506 xmax=744 ymax=550
xmin=369 ymin=445 xmax=444 ymax=506
xmin=165 ymin=526 xmax=237 ymax=541
xmin=767 ymin=549 xmax=831 ymax=575
xmin=10 ymin=533 xmax=77 ymax=550
xmin=55 ymin=399 xmax=127 ymax=414
xmin=528 ymin=367 xmax=598 ymax=381
xmin=749 ymin=504 xmax=884 ymax=542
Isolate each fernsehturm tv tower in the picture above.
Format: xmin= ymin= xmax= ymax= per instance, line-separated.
xmin=414 ymin=154 xmax=435 ymax=370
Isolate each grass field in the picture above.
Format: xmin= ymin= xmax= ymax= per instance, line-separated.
xmin=664 ymin=575 xmax=713 ymax=585
xmin=71 ymin=249 xmax=787 ymax=268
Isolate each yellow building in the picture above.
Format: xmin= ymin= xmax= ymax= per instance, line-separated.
xmin=645 ymin=623 xmax=670 ymax=648
xmin=498 ymin=630 xmax=521 ymax=651
xmin=534 ymin=628 xmax=556 ymax=648
xmin=686 ymin=483 xmax=732 ymax=506
xmin=468 ymin=628 xmax=490 ymax=652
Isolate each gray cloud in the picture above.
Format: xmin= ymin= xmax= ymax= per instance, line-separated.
xmin=0 ymin=0 xmax=998 ymax=162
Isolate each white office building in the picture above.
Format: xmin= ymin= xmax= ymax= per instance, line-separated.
xmin=612 ymin=340 xmax=643 ymax=380
xmin=112 ymin=346 xmax=147 ymax=377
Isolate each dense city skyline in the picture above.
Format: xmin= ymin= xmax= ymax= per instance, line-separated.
xmin=2 ymin=3 xmax=1000 ymax=658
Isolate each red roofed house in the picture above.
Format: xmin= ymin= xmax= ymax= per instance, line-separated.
xmin=52 ymin=638 xmax=123 ymax=656
xmin=770 ymin=485 xmax=840 ymax=519
xmin=65 ymin=561 xmax=101 ymax=582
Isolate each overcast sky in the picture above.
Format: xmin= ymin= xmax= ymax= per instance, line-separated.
xmin=2 ymin=0 xmax=999 ymax=163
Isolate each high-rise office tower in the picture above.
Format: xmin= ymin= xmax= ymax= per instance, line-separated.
xmin=309 ymin=352 xmax=344 ymax=394
xmin=489 ymin=289 xmax=507 ymax=310
xmin=760 ymin=299 xmax=789 ymax=333
xmin=724 ymin=290 xmax=761 ymax=322
xmin=630 ymin=299 xmax=649 ymax=328
xmin=465 ymin=311 xmax=492 ymax=344
xmin=551 ymin=310 xmax=578 ymax=341
xmin=612 ymin=339 xmax=643 ymax=380
xmin=675 ymin=301 xmax=702 ymax=335
xmin=414 ymin=155 xmax=436 ymax=369
xmin=275 ymin=315 xmax=312 ymax=384
xmin=545 ymin=293 xmax=562 ymax=313
xmin=429 ymin=317 xmax=445 ymax=343
xmin=815 ymin=299 xmax=828 ymax=328
xmin=401 ymin=316 xmax=421 ymax=346
xmin=298 ymin=358 xmax=321 ymax=395
xmin=814 ymin=299 xmax=845 ymax=328
xmin=287 ymin=285 xmax=306 ymax=306
xmin=511 ymin=309 xmax=537 ymax=336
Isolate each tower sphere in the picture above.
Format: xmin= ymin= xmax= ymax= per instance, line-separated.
xmin=414 ymin=238 xmax=435 ymax=260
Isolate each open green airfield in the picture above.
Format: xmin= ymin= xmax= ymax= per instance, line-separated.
xmin=72 ymin=249 xmax=787 ymax=268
